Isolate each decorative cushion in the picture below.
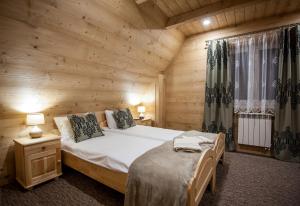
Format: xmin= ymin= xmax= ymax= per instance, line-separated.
xmin=105 ymin=110 xmax=118 ymax=129
xmin=113 ymin=108 xmax=136 ymax=129
xmin=67 ymin=113 xmax=104 ymax=143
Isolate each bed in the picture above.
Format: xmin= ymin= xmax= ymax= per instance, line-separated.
xmin=60 ymin=111 xmax=225 ymax=206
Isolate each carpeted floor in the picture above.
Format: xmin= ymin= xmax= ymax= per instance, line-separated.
xmin=1 ymin=152 xmax=300 ymax=206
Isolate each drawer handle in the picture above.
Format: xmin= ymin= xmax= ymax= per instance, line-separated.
xmin=41 ymin=146 xmax=46 ymax=150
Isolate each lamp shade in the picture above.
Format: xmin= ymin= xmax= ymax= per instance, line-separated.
xmin=26 ymin=113 xmax=45 ymax=125
xmin=137 ymin=106 xmax=145 ymax=113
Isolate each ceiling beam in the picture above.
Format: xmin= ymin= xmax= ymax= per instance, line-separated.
xmin=166 ymin=0 xmax=270 ymax=29
xmin=135 ymin=0 xmax=168 ymax=28
xmin=135 ymin=0 xmax=149 ymax=4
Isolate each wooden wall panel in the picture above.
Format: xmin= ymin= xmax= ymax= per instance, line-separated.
xmin=0 ymin=0 xmax=184 ymax=185
xmin=165 ymin=12 xmax=300 ymax=131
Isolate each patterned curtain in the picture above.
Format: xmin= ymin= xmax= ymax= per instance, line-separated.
xmin=203 ymin=40 xmax=235 ymax=151
xmin=274 ymin=26 xmax=300 ymax=162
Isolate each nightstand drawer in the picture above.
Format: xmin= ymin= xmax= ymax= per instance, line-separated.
xmin=24 ymin=140 xmax=60 ymax=155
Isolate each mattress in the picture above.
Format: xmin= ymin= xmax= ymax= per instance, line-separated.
xmin=103 ymin=125 xmax=184 ymax=141
xmin=61 ymin=130 xmax=164 ymax=173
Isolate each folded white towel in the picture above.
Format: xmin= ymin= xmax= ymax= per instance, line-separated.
xmin=174 ymin=137 xmax=201 ymax=150
xmin=173 ymin=136 xmax=211 ymax=152
xmin=173 ymin=134 xmax=215 ymax=152
xmin=181 ymin=135 xmax=215 ymax=144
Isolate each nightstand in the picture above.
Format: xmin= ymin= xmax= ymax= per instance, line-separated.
xmin=134 ymin=118 xmax=152 ymax=126
xmin=14 ymin=134 xmax=62 ymax=189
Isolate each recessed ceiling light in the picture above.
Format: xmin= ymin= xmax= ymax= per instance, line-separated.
xmin=202 ymin=19 xmax=211 ymax=26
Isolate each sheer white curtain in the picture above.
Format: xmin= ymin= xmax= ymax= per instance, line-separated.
xmin=229 ymin=31 xmax=280 ymax=113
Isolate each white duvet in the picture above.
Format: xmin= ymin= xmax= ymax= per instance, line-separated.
xmin=103 ymin=125 xmax=184 ymax=142
xmin=62 ymin=126 xmax=184 ymax=173
xmin=61 ymin=125 xmax=218 ymax=174
xmin=61 ymin=130 xmax=164 ymax=173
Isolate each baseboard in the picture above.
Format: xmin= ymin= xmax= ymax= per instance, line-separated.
xmin=236 ymin=144 xmax=272 ymax=157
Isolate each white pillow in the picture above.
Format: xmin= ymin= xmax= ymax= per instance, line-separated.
xmin=105 ymin=110 xmax=118 ymax=129
xmin=54 ymin=116 xmax=74 ymax=140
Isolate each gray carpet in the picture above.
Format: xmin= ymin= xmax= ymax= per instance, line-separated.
xmin=1 ymin=152 xmax=300 ymax=206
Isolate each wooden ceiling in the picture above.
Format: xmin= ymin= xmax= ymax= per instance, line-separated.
xmin=136 ymin=0 xmax=300 ymax=36
xmin=150 ymin=0 xmax=222 ymax=17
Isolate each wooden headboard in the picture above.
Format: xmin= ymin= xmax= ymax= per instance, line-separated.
xmin=94 ymin=111 xmax=108 ymax=128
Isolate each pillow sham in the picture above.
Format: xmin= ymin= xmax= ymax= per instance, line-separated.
xmin=54 ymin=116 xmax=74 ymax=141
xmin=67 ymin=113 xmax=104 ymax=143
xmin=105 ymin=110 xmax=118 ymax=129
xmin=113 ymin=108 xmax=136 ymax=129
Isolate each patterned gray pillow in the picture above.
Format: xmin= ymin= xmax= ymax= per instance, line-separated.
xmin=67 ymin=113 xmax=104 ymax=143
xmin=113 ymin=108 xmax=136 ymax=129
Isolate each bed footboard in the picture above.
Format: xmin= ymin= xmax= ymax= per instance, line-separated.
xmin=213 ymin=133 xmax=225 ymax=165
xmin=187 ymin=149 xmax=215 ymax=206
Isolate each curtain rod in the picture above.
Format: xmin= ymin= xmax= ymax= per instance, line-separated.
xmin=205 ymin=22 xmax=300 ymax=43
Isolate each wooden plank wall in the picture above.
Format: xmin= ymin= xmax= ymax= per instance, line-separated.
xmin=0 ymin=0 xmax=184 ymax=185
xmin=165 ymin=12 xmax=300 ymax=131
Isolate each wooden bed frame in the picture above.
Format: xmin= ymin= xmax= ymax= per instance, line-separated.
xmin=60 ymin=111 xmax=225 ymax=205
xmin=213 ymin=132 xmax=225 ymax=165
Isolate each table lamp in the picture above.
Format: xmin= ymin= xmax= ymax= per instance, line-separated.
xmin=26 ymin=113 xmax=45 ymax=138
xmin=137 ymin=106 xmax=145 ymax=119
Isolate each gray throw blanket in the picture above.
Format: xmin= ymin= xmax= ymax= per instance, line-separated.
xmin=125 ymin=143 xmax=203 ymax=206
xmin=124 ymin=131 xmax=217 ymax=206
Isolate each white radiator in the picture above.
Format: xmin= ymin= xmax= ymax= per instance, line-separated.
xmin=238 ymin=113 xmax=272 ymax=148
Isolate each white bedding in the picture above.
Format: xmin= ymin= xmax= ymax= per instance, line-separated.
xmin=103 ymin=125 xmax=184 ymax=141
xmin=61 ymin=125 xmax=216 ymax=174
xmin=61 ymin=130 xmax=164 ymax=173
